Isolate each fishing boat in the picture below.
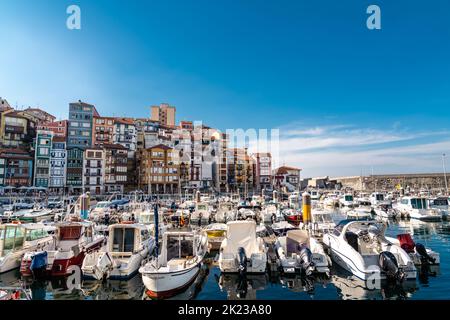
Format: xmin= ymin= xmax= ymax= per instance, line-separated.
xmin=370 ymin=192 xmax=390 ymax=206
xmin=339 ymin=194 xmax=355 ymax=208
xmin=372 ymin=203 xmax=398 ymax=219
xmin=274 ymin=229 xmax=330 ymax=276
xmin=0 ymin=223 xmax=54 ymax=273
xmin=139 ymin=229 xmax=207 ymax=299
xmin=20 ymin=220 xmax=105 ymax=278
xmin=190 ymin=201 xmax=211 ymax=226
xmin=394 ymin=197 xmax=442 ymax=221
xmin=203 ymin=223 xmax=227 ymax=251
xmin=323 ymin=219 xmax=417 ymax=281
xmin=310 ymin=208 xmax=336 ymax=234
xmin=82 ymin=223 xmax=154 ymax=280
xmin=219 ymin=220 xmax=267 ymax=274
xmin=282 ymin=208 xmax=302 ymax=226
xmin=19 ymin=207 xmax=55 ymax=223
xmin=427 ymin=197 xmax=449 ymax=220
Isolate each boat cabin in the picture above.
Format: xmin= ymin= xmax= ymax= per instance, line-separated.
xmin=108 ymin=224 xmax=150 ymax=256
xmin=0 ymin=224 xmax=50 ymax=257
xmin=159 ymin=230 xmax=201 ymax=267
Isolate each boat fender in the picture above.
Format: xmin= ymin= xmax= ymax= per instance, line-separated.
xmin=415 ymin=243 xmax=436 ymax=264
xmin=379 ymin=251 xmax=404 ymax=282
xmin=237 ymin=247 xmax=247 ymax=276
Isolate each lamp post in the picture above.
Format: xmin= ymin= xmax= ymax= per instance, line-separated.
xmin=443 ymin=153 xmax=448 ymax=196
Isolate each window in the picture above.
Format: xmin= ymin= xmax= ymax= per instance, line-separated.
xmin=39 ymin=148 xmax=49 ymax=156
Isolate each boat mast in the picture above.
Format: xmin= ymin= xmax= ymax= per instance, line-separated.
xmin=154 ymin=202 xmax=159 ymax=257
xmin=443 ymin=153 xmax=448 ymax=196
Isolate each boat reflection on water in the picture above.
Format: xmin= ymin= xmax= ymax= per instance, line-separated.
xmin=417 ymin=264 xmax=440 ymax=285
xmin=0 ymin=269 xmax=31 ymax=300
xmin=217 ymin=273 xmax=267 ymax=300
xmin=278 ymin=274 xmax=330 ymax=298
xmin=330 ymin=273 xmax=418 ymax=300
xmin=83 ymin=273 xmax=145 ymax=300
xmin=143 ymin=264 xmax=209 ymax=300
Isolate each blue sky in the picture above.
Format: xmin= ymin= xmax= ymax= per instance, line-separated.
xmin=1 ymin=0 xmax=450 ymax=177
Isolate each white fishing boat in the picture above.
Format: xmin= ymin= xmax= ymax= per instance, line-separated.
xmin=219 ymin=220 xmax=267 ymax=274
xmin=339 ymin=194 xmax=355 ymax=208
xmin=20 ymin=208 xmax=55 ymax=223
xmin=427 ymin=197 xmax=449 ymax=220
xmin=372 ymin=203 xmax=398 ymax=219
xmin=0 ymin=223 xmax=54 ymax=273
xmin=355 ymin=199 xmax=372 ymax=214
xmin=82 ymin=223 xmax=154 ymax=280
xmin=323 ymin=219 xmax=417 ymax=281
xmin=139 ymin=229 xmax=207 ymax=299
xmin=274 ymin=229 xmax=330 ymax=276
xmin=370 ymin=192 xmax=390 ymax=206
xmin=310 ymin=208 xmax=336 ymax=234
xmin=190 ymin=201 xmax=211 ymax=226
xmin=394 ymin=197 xmax=442 ymax=221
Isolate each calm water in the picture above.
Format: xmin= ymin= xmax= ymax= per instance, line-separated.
xmin=2 ymin=211 xmax=450 ymax=300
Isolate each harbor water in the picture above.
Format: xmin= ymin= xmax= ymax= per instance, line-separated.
xmin=1 ymin=210 xmax=449 ymax=300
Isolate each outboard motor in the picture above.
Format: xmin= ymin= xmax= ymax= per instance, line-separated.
xmin=298 ymin=244 xmax=314 ymax=276
xmin=415 ymin=243 xmax=436 ymax=264
xmin=237 ymin=247 xmax=248 ymax=276
xmin=379 ymin=251 xmax=405 ymax=282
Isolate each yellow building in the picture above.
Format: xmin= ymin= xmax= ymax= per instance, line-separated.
xmin=150 ymin=103 xmax=176 ymax=127
xmin=139 ymin=144 xmax=180 ymax=194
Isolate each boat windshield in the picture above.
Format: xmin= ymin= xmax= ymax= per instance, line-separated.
xmin=411 ymin=198 xmax=428 ymax=209
xmin=96 ymin=202 xmax=110 ymax=208
xmin=112 ymin=227 xmax=135 ymax=253
xmin=433 ymin=199 xmax=448 ymax=206
xmin=359 ymin=201 xmax=371 ymax=206
xmin=345 ymin=195 xmax=353 ymax=201
xmin=197 ymin=204 xmax=207 ymax=211
xmin=166 ymin=235 xmax=194 ymax=260
xmin=376 ymin=194 xmax=384 ymax=201
xmin=0 ymin=226 xmax=25 ymax=256
xmin=26 ymin=229 xmax=48 ymax=241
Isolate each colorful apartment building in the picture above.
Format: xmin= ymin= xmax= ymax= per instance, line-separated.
xmin=82 ymin=148 xmax=105 ymax=195
xmin=92 ymin=116 xmax=115 ymax=146
xmin=0 ymin=148 xmax=33 ymax=187
xmin=150 ymin=103 xmax=176 ymax=127
xmin=139 ymin=144 xmax=180 ymax=194
xmin=37 ymin=120 xmax=68 ymax=139
xmin=103 ymin=143 xmax=128 ymax=194
xmin=49 ymin=136 xmax=67 ymax=191
xmin=34 ymin=130 xmax=53 ymax=188
xmin=253 ymin=153 xmax=272 ymax=191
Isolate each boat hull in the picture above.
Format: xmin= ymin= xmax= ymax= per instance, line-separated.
xmin=142 ymin=263 xmax=201 ymax=299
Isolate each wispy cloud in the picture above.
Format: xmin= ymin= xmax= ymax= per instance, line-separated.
xmin=246 ymin=122 xmax=450 ymax=177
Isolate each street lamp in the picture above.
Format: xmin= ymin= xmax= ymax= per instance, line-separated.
xmin=443 ymin=153 xmax=448 ymax=196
